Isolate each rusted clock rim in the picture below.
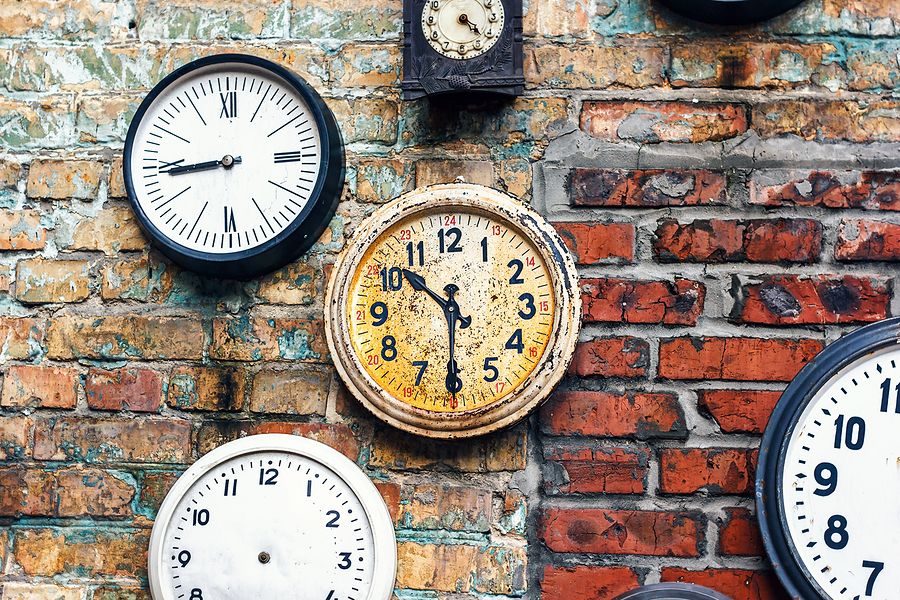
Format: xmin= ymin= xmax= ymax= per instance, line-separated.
xmin=325 ymin=183 xmax=581 ymax=439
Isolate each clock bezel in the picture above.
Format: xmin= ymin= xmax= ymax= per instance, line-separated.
xmin=324 ymin=183 xmax=581 ymax=439
xmin=123 ymin=53 xmax=345 ymax=280
xmin=147 ymin=434 xmax=397 ymax=600
xmin=755 ymin=317 xmax=900 ymax=600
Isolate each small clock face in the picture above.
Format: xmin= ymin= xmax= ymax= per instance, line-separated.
xmin=325 ymin=184 xmax=581 ymax=438
xmin=124 ymin=54 xmax=344 ymax=279
xmin=421 ymin=0 xmax=505 ymax=59
xmin=148 ymin=435 xmax=396 ymax=600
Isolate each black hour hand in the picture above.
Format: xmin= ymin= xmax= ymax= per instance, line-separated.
xmin=402 ymin=269 xmax=447 ymax=309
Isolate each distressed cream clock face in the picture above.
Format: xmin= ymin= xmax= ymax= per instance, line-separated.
xmin=325 ymin=184 xmax=581 ymax=438
xmin=421 ymin=0 xmax=505 ymax=59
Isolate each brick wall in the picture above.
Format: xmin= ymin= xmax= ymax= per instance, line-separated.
xmin=0 ymin=0 xmax=898 ymax=599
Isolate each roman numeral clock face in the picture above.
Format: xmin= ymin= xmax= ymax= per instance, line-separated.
xmin=124 ymin=54 xmax=343 ymax=279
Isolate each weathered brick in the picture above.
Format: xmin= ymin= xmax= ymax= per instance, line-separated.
xmin=101 ymin=256 xmax=152 ymax=300
xmin=498 ymin=158 xmax=532 ymax=198
xmin=580 ymin=101 xmax=748 ymax=142
xmin=13 ymin=528 xmax=148 ymax=578
xmin=330 ymin=44 xmax=401 ymax=88
xmin=25 ymin=159 xmax=103 ymax=200
xmin=571 ymin=169 xmax=726 ymax=207
xmin=0 ymin=317 xmax=44 ymax=360
xmin=580 ymin=277 xmax=705 ymax=325
xmin=256 ymin=262 xmax=317 ymax=305
xmin=248 ymin=367 xmax=330 ymax=415
xmin=660 ymin=448 xmax=757 ymax=495
xmin=290 ymin=0 xmax=400 ymax=39
xmin=355 ymin=158 xmax=414 ymax=203
xmin=0 ymin=209 xmax=46 ymax=250
xmin=76 ymin=94 xmax=141 ymax=144
xmin=210 ymin=316 xmax=328 ymax=362
xmin=719 ymin=507 xmax=765 ymax=556
xmin=0 ymin=415 xmax=32 ymax=460
xmin=541 ymin=391 xmax=686 ymax=439
xmin=33 ymin=417 xmax=191 ymax=464
xmin=91 ymin=586 xmax=151 ymax=600
xmin=0 ymin=0 xmax=126 ymax=39
xmin=15 ymin=259 xmax=91 ymax=304
xmin=659 ymin=337 xmax=822 ymax=382
xmin=525 ymin=45 xmax=666 ymax=89
xmin=370 ymin=425 xmax=527 ymax=471
xmin=0 ymin=160 xmax=22 ymax=198
xmin=750 ymin=170 xmax=900 ymax=210
xmin=0 ymin=96 xmax=76 ymax=149
xmin=375 ymin=481 xmax=401 ymax=524
xmin=167 ymin=365 xmax=246 ymax=412
xmin=0 ymin=583 xmax=85 ymax=600
xmin=47 ymin=314 xmax=205 ymax=360
xmin=752 ymin=99 xmax=900 ymax=143
xmin=135 ymin=0 xmax=289 ymax=40
xmin=568 ymin=336 xmax=649 ymax=378
xmin=396 ymin=542 xmax=526 ymax=594
xmin=698 ymin=389 xmax=781 ymax=434
xmin=1 ymin=365 xmax=79 ymax=409
xmin=836 ymin=219 xmax=900 ymax=261
xmin=542 ymin=508 xmax=704 ymax=556
xmin=0 ymin=466 xmax=134 ymax=517
xmin=0 ymin=467 xmax=54 ymax=516
xmin=197 ymin=422 xmax=359 ymax=461
xmin=416 ymin=159 xmax=494 ymax=187
xmin=544 ymin=447 xmax=651 ymax=494
xmin=64 ymin=206 xmax=147 ymax=255
xmin=331 ymin=97 xmax=399 ymax=144
xmin=541 ymin=565 xmax=640 ymax=600
xmin=660 ymin=568 xmax=789 ymax=600
xmin=553 ymin=222 xmax=634 ymax=264
xmin=846 ymin=39 xmax=900 ymax=90
xmin=654 ymin=218 xmax=822 ymax=263
xmin=399 ymin=485 xmax=492 ymax=531
xmin=137 ymin=471 xmax=180 ymax=518
xmin=732 ymin=274 xmax=891 ymax=325
xmin=85 ymin=368 xmax=164 ymax=412
xmin=523 ymin=0 xmax=592 ymax=37
xmin=108 ymin=156 xmax=126 ymax=198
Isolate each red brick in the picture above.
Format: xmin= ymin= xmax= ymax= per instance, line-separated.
xmin=197 ymin=421 xmax=359 ymax=461
xmin=733 ymin=274 xmax=891 ymax=325
xmin=544 ymin=447 xmax=650 ymax=494
xmin=750 ymin=170 xmax=900 ymax=210
xmin=33 ymin=417 xmax=191 ymax=464
xmin=0 ymin=317 xmax=44 ymax=360
xmin=0 ymin=466 xmax=134 ymax=518
xmin=0 ymin=415 xmax=32 ymax=459
xmin=581 ymin=277 xmax=705 ymax=326
xmin=580 ymin=101 xmax=747 ymax=142
xmin=13 ymin=528 xmax=148 ymax=578
xmin=541 ymin=565 xmax=639 ymax=600
xmin=167 ymin=365 xmax=246 ymax=411
xmin=698 ymin=389 xmax=781 ymax=434
xmin=719 ymin=507 xmax=765 ymax=556
xmin=661 ymin=568 xmax=789 ymax=600
xmin=659 ymin=448 xmax=757 ymax=495
xmin=542 ymin=508 xmax=704 ymax=556
xmin=47 ymin=314 xmax=205 ymax=360
xmin=0 ymin=466 xmax=54 ymax=516
xmin=752 ymin=99 xmax=900 ymax=143
xmin=568 ymin=336 xmax=649 ymax=378
xmin=1 ymin=365 xmax=79 ymax=408
xmin=541 ymin=391 xmax=686 ymax=439
xmin=571 ymin=169 xmax=726 ymax=207
xmin=836 ymin=219 xmax=900 ymax=261
xmin=553 ymin=222 xmax=634 ymax=265
xmin=374 ymin=481 xmax=401 ymax=525
xmin=85 ymin=368 xmax=164 ymax=412
xmin=210 ymin=316 xmax=329 ymax=362
xmin=659 ymin=337 xmax=823 ymax=382
xmin=654 ymin=218 xmax=822 ymax=263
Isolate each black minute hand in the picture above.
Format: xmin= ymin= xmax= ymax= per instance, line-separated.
xmin=167 ymin=155 xmax=242 ymax=175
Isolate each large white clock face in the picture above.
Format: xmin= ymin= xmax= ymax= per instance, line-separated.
xmin=148 ymin=435 xmax=396 ymax=600
xmin=781 ymin=346 xmax=900 ymax=600
xmin=129 ymin=61 xmax=323 ymax=254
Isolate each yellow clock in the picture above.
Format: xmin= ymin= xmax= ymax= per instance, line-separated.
xmin=325 ymin=184 xmax=581 ymax=438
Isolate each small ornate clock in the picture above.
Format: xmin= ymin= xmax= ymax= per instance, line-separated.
xmin=757 ymin=318 xmax=900 ymax=600
xmin=124 ymin=54 xmax=344 ymax=280
xmin=401 ymin=0 xmax=524 ymax=98
xmin=325 ymin=183 xmax=581 ymax=438
xmin=148 ymin=434 xmax=396 ymax=600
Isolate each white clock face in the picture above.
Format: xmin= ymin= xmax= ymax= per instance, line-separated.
xmin=421 ymin=0 xmax=505 ymax=59
xmin=781 ymin=346 xmax=900 ymax=600
xmin=148 ymin=435 xmax=396 ymax=600
xmin=129 ymin=61 xmax=323 ymax=254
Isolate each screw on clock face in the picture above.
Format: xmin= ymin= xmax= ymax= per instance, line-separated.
xmin=258 ymin=551 xmax=271 ymax=564
xmin=166 ymin=154 xmax=243 ymax=176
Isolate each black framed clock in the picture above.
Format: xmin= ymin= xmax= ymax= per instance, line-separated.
xmin=401 ymin=0 xmax=524 ymax=99
xmin=756 ymin=317 xmax=900 ymax=600
xmin=124 ymin=53 xmax=344 ymax=280
xmin=615 ymin=584 xmax=733 ymax=600
xmin=656 ymin=0 xmax=806 ymax=25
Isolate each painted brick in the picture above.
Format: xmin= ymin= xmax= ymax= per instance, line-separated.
xmin=1 ymin=365 xmax=79 ymax=409
xmin=523 ymin=0 xmax=592 ymax=37
xmin=0 ymin=96 xmax=76 ymax=149
xmin=91 ymin=586 xmax=151 ymax=600
xmin=732 ymin=274 xmax=891 ymax=325
xmin=15 ymin=258 xmax=91 ymax=304
xmin=571 ymin=168 xmax=726 ymax=207
xmin=25 ymin=159 xmax=103 ymax=199
xmin=542 ymin=508 xmax=704 ymax=557
xmin=0 ymin=159 xmax=21 ymax=195
xmin=544 ymin=447 xmax=651 ymax=494
xmin=498 ymin=157 xmax=531 ymax=198
xmin=134 ymin=0 xmax=288 ymax=40
xmin=660 ymin=568 xmax=789 ymax=600
xmin=846 ymin=39 xmax=900 ymax=90
xmin=568 ymin=336 xmax=650 ymax=378
xmin=33 ymin=417 xmax=191 ymax=464
xmin=210 ymin=316 xmax=329 ymax=362
xmin=355 ymin=157 xmax=414 ymax=203
xmin=108 ymin=156 xmax=126 ymax=197
xmin=0 ymin=583 xmax=85 ymax=600
xmin=0 ymin=0 xmax=126 ymax=39
xmin=525 ymin=45 xmax=666 ymax=89
xmin=0 ymin=317 xmax=44 ymax=360
xmin=541 ymin=565 xmax=639 ymax=600
xmin=416 ymin=159 xmax=494 ymax=187
xmin=659 ymin=337 xmax=823 ymax=382
xmin=167 ymin=365 xmax=246 ymax=412
xmin=399 ymin=485 xmax=492 ymax=531
xmin=752 ymin=99 xmax=900 ymax=143
xmin=196 ymin=422 xmax=359 ymax=461
xmin=47 ymin=314 xmax=204 ymax=360
xmin=835 ymin=219 xmax=900 ymax=261
xmin=0 ymin=466 xmax=134 ymax=517
xmin=289 ymin=0 xmax=400 ymax=39
xmin=654 ymin=218 xmax=822 ymax=263
xmin=76 ymin=94 xmax=140 ymax=144
xmin=580 ymin=101 xmax=748 ymax=142
xmin=660 ymin=448 xmax=757 ymax=495
xmin=580 ymin=277 xmax=705 ymax=325
xmin=137 ymin=471 xmax=180 ymax=518
xmin=329 ymin=44 xmax=401 ymax=88
xmin=0 ymin=415 xmax=32 ymax=460
xmin=85 ymin=368 xmax=164 ymax=412
xmin=101 ymin=256 xmax=153 ymax=300
xmin=248 ymin=367 xmax=330 ymax=415
xmin=553 ymin=222 xmax=635 ymax=264
xmin=396 ymin=542 xmax=527 ymax=594
xmin=697 ymin=389 xmax=782 ymax=434
xmin=375 ymin=481 xmax=401 ymax=524
xmin=370 ymin=425 xmax=527 ymax=471
xmin=63 ymin=206 xmax=147 ymax=255
xmin=749 ymin=170 xmax=900 ymax=210
xmin=13 ymin=528 xmax=148 ymax=578
xmin=0 ymin=209 xmax=45 ymax=250
xmin=256 ymin=262 xmax=317 ymax=304
xmin=541 ymin=391 xmax=686 ymax=439
xmin=331 ymin=97 xmax=399 ymax=144
xmin=719 ymin=507 xmax=765 ymax=556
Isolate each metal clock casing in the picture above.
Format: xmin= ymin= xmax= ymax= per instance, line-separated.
xmin=756 ymin=318 xmax=900 ymax=600
xmin=124 ymin=54 xmax=344 ymax=280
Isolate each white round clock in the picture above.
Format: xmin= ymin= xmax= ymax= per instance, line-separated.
xmin=421 ymin=0 xmax=505 ymax=59
xmin=148 ymin=434 xmax=396 ymax=600
xmin=757 ymin=318 xmax=900 ymax=600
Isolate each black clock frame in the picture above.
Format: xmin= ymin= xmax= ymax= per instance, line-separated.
xmin=124 ymin=53 xmax=344 ymax=280
xmin=756 ymin=317 xmax=900 ymax=599
xmin=656 ymin=0 xmax=806 ymax=24
xmin=401 ymin=0 xmax=524 ymax=99
xmin=615 ymin=583 xmax=733 ymax=599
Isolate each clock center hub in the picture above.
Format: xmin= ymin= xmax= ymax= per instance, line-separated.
xmin=258 ymin=551 xmax=271 ymax=564
xmin=221 ymin=155 xmax=236 ymax=169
